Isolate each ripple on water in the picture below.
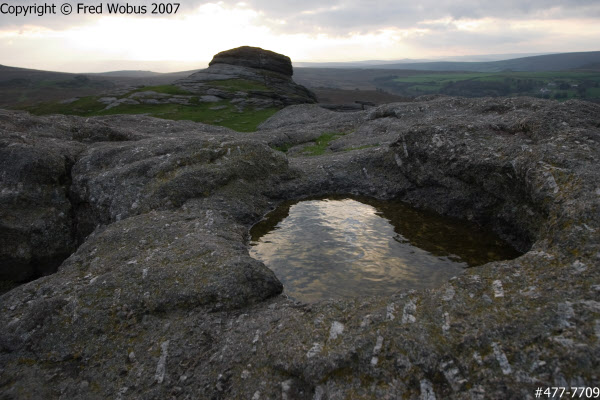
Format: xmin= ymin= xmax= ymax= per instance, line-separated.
xmin=249 ymin=197 xmax=521 ymax=303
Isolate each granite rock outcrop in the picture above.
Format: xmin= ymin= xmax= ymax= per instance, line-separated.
xmin=91 ymin=47 xmax=316 ymax=113
xmin=209 ymin=46 xmax=294 ymax=76
xmin=1 ymin=96 xmax=599 ymax=399
xmin=175 ymin=46 xmax=317 ymax=109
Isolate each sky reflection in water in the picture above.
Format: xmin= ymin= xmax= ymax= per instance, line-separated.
xmin=249 ymin=197 xmax=520 ymax=303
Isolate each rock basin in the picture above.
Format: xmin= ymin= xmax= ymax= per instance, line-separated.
xmin=1 ymin=96 xmax=599 ymax=399
xmin=249 ymin=196 xmax=520 ymax=302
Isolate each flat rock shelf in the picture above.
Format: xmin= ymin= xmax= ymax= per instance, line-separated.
xmin=1 ymin=96 xmax=599 ymax=399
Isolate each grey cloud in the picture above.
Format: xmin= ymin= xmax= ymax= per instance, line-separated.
xmin=1 ymin=0 xmax=598 ymax=36
xmin=246 ymin=0 xmax=600 ymax=35
xmin=411 ymin=29 xmax=544 ymax=49
xmin=405 ymin=26 xmax=599 ymax=55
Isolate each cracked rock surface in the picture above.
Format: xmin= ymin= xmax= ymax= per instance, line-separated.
xmin=1 ymin=96 xmax=599 ymax=399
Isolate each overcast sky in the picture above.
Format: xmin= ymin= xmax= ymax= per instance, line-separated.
xmin=1 ymin=0 xmax=599 ymax=72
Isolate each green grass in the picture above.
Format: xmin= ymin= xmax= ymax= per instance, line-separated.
xmin=587 ymin=87 xmax=600 ymax=97
xmin=383 ymin=70 xmax=600 ymax=100
xmin=272 ymin=143 xmax=294 ymax=153
xmin=392 ymin=71 xmax=600 ymax=84
xmin=127 ymin=85 xmax=192 ymax=96
xmin=20 ymin=90 xmax=279 ymax=132
xmin=303 ymin=132 xmax=347 ymax=156
xmin=109 ymin=102 xmax=278 ymax=132
xmin=271 ymin=131 xmax=354 ymax=155
xmin=25 ymin=96 xmax=106 ymax=115
xmin=208 ymin=79 xmax=273 ymax=92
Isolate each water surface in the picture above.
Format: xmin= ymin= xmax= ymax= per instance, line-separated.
xmin=250 ymin=197 xmax=520 ymax=302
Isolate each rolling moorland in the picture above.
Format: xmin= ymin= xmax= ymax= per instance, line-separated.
xmin=371 ymin=70 xmax=600 ymax=99
xmin=1 ymin=90 xmax=599 ymax=400
xmin=1 ymin=51 xmax=599 ymax=132
xmin=0 ymin=64 xmax=193 ymax=107
xmin=295 ymin=51 xmax=600 ymax=71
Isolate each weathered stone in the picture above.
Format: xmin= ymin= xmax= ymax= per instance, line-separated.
xmin=209 ymin=46 xmax=294 ymax=77
xmin=0 ymin=111 xmax=146 ymax=282
xmin=59 ymin=97 xmax=80 ymax=104
xmin=175 ymin=47 xmax=317 ymax=107
xmin=104 ymin=98 xmax=140 ymax=110
xmin=198 ymin=95 xmax=221 ymax=103
xmin=1 ymin=96 xmax=599 ymax=399
xmin=0 ymin=140 xmax=77 ymax=281
xmin=101 ymin=91 xmax=196 ymax=109
xmin=97 ymin=96 xmax=117 ymax=104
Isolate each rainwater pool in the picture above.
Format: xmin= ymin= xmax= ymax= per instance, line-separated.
xmin=249 ymin=197 xmax=521 ymax=302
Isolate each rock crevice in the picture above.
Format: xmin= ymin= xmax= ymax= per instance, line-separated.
xmin=1 ymin=96 xmax=599 ymax=399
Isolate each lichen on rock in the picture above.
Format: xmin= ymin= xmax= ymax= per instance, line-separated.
xmin=1 ymin=96 xmax=599 ymax=399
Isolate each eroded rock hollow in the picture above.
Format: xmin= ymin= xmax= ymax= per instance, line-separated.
xmin=1 ymin=95 xmax=599 ymax=399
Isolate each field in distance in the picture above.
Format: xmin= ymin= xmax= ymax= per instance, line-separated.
xmin=370 ymin=71 xmax=600 ymax=101
xmin=294 ymin=68 xmax=600 ymax=102
xmin=3 ymin=50 xmax=600 ymax=133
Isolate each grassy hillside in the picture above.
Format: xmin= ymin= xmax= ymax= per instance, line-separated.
xmin=374 ymin=70 xmax=600 ymax=100
xmin=17 ymin=85 xmax=278 ymax=132
xmin=368 ymin=51 xmax=600 ymax=72
xmin=310 ymin=87 xmax=409 ymax=104
xmin=0 ymin=64 xmax=192 ymax=107
xmin=4 ymin=52 xmax=600 ymax=131
xmin=295 ymin=67 xmax=600 ymax=102
xmin=0 ymin=65 xmax=115 ymax=107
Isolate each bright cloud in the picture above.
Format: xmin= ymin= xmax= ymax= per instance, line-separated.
xmin=0 ymin=0 xmax=597 ymax=72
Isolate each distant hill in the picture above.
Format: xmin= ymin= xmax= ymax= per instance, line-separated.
xmin=13 ymin=46 xmax=316 ymax=132
xmin=0 ymin=65 xmax=199 ymax=107
xmin=366 ymin=51 xmax=600 ymax=72
xmin=293 ymin=67 xmax=600 ymax=103
xmin=90 ymin=70 xmax=163 ymax=77
xmin=0 ymin=64 xmax=117 ymax=107
xmin=89 ymin=69 xmax=200 ymax=78
xmin=0 ymin=64 xmax=200 ymax=84
xmin=295 ymin=52 xmax=600 ymax=72
xmin=0 ymin=64 xmax=77 ymax=81
xmin=2 ymin=51 xmax=600 ymax=108
xmin=294 ymin=52 xmax=551 ymax=68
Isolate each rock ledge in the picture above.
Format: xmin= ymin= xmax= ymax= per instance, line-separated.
xmin=1 ymin=96 xmax=599 ymax=399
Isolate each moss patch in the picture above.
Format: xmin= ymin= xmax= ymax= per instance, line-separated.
xmin=271 ymin=143 xmax=294 ymax=153
xmin=303 ymin=132 xmax=348 ymax=156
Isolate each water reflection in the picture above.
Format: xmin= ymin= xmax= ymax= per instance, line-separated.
xmin=249 ymin=197 xmax=521 ymax=303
